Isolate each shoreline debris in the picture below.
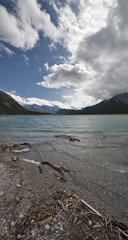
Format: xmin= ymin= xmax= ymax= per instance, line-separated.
xmin=7 ymin=191 xmax=128 ymax=240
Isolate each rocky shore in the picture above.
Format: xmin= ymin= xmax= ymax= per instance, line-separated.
xmin=0 ymin=138 xmax=128 ymax=239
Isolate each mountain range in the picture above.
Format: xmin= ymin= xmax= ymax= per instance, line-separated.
xmin=0 ymin=90 xmax=128 ymax=115
xmin=23 ymin=104 xmax=59 ymax=114
xmin=0 ymin=90 xmax=48 ymax=115
xmin=56 ymin=93 xmax=128 ymax=115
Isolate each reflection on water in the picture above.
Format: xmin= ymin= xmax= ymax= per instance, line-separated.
xmin=0 ymin=115 xmax=128 ymax=136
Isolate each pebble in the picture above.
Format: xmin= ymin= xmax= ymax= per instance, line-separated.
xmin=16 ymin=184 xmax=21 ymax=188
xmin=45 ymin=224 xmax=50 ymax=231
xmin=15 ymin=197 xmax=20 ymax=203
xmin=11 ymin=221 xmax=15 ymax=226
xmin=31 ymin=230 xmax=36 ymax=238
xmin=1 ymin=219 xmax=6 ymax=224
xmin=88 ymin=220 xmax=92 ymax=226
xmin=56 ymin=233 xmax=60 ymax=237
xmin=0 ymin=191 xmax=4 ymax=197
xmin=17 ymin=234 xmax=21 ymax=238
xmin=60 ymin=225 xmax=63 ymax=231
xmin=50 ymin=226 xmax=54 ymax=232
xmin=54 ymin=224 xmax=58 ymax=230
xmin=19 ymin=214 xmax=24 ymax=218
xmin=12 ymin=156 xmax=19 ymax=161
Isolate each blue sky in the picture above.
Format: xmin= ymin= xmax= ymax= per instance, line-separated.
xmin=0 ymin=0 xmax=128 ymax=108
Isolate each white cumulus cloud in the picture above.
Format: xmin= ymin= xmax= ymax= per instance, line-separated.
xmin=0 ymin=0 xmax=58 ymax=50
xmin=2 ymin=0 xmax=128 ymax=108
xmin=37 ymin=63 xmax=91 ymax=89
xmin=38 ymin=0 xmax=128 ymax=107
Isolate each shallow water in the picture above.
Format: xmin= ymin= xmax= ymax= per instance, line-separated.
xmin=0 ymin=115 xmax=128 ymax=175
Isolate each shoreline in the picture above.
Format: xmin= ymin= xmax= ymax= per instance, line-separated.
xmin=0 ymin=137 xmax=128 ymax=238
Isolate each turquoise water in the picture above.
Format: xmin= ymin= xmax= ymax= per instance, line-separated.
xmin=0 ymin=115 xmax=128 ymax=137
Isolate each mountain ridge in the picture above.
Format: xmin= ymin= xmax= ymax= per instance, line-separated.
xmin=1 ymin=90 xmax=128 ymax=115
xmin=0 ymin=90 xmax=48 ymax=115
xmin=56 ymin=93 xmax=128 ymax=115
xmin=23 ymin=103 xmax=60 ymax=114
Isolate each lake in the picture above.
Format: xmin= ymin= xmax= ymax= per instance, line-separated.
xmin=0 ymin=115 xmax=128 ymax=137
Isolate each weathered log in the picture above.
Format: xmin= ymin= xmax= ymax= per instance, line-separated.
xmin=12 ymin=148 xmax=30 ymax=153
xmin=41 ymin=161 xmax=63 ymax=173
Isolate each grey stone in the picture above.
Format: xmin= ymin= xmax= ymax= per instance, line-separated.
xmin=0 ymin=191 xmax=4 ymax=197
xmin=19 ymin=214 xmax=24 ymax=218
xmin=45 ymin=224 xmax=50 ymax=231
xmin=60 ymin=225 xmax=64 ymax=231
xmin=16 ymin=184 xmax=21 ymax=188
xmin=54 ymin=224 xmax=58 ymax=230
xmin=31 ymin=230 xmax=36 ymax=238
xmin=50 ymin=226 xmax=54 ymax=232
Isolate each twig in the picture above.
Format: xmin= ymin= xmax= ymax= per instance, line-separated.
xmin=58 ymin=199 xmax=67 ymax=211
xmin=16 ymin=235 xmax=26 ymax=239
xmin=67 ymin=200 xmax=80 ymax=224
xmin=53 ymin=172 xmax=66 ymax=181
xmin=111 ymin=221 xmax=128 ymax=231
xmin=119 ymin=228 xmax=128 ymax=239
xmin=81 ymin=199 xmax=103 ymax=218
xmin=83 ymin=232 xmax=95 ymax=240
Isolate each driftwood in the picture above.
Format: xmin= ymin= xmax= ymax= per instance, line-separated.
xmin=81 ymin=199 xmax=128 ymax=239
xmin=41 ymin=161 xmax=68 ymax=181
xmin=12 ymin=148 xmax=30 ymax=153
xmin=81 ymin=199 xmax=103 ymax=218
xmin=41 ymin=161 xmax=62 ymax=171
xmin=11 ymin=191 xmax=128 ymax=240
xmin=41 ymin=161 xmax=64 ymax=175
xmin=111 ymin=220 xmax=128 ymax=232
xmin=119 ymin=228 xmax=128 ymax=239
xmin=53 ymin=172 xmax=66 ymax=182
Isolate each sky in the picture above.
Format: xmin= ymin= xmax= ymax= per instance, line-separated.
xmin=0 ymin=0 xmax=128 ymax=109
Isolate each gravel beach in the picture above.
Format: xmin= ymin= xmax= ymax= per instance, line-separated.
xmin=0 ymin=136 xmax=128 ymax=239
